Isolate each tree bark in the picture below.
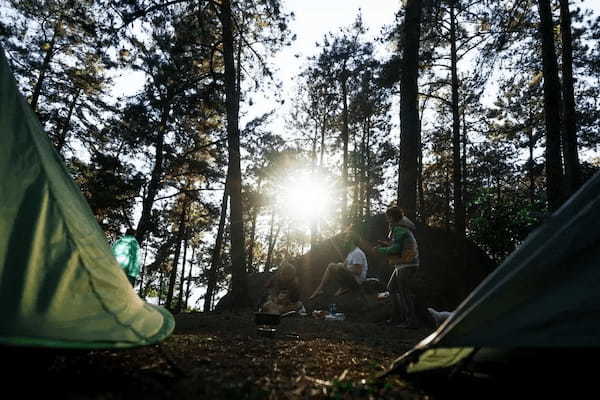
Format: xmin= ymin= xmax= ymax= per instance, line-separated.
xmin=31 ymin=22 xmax=60 ymax=112
xmin=341 ymin=76 xmax=349 ymax=224
xmin=397 ymin=0 xmax=422 ymax=220
xmin=265 ymin=210 xmax=280 ymax=273
xmin=559 ymin=0 xmax=580 ymax=196
xmin=204 ymin=179 xmax=229 ymax=312
xmin=536 ymin=0 xmax=564 ymax=211
xmin=311 ymin=119 xmax=319 ymax=250
xmin=365 ymin=117 xmax=373 ymax=218
xmin=220 ymin=0 xmax=249 ymax=309
xmin=165 ymin=208 xmax=186 ymax=311
xmin=176 ymin=231 xmax=189 ymax=313
xmin=136 ymin=108 xmax=169 ymax=243
xmin=56 ymin=89 xmax=80 ymax=154
xmin=184 ymin=247 xmax=195 ymax=310
xmin=320 ymin=114 xmax=326 ymax=167
xmin=247 ymin=178 xmax=262 ymax=272
xmin=449 ymin=0 xmax=465 ymax=238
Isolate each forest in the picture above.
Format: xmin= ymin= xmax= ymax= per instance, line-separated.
xmin=1 ymin=0 xmax=599 ymax=314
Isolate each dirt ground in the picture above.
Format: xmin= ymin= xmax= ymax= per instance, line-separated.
xmin=4 ymin=311 xmax=436 ymax=399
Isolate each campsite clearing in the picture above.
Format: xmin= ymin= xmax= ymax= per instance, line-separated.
xmin=4 ymin=311 xmax=431 ymax=399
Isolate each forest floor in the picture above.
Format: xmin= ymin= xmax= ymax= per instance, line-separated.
xmin=4 ymin=311 xmax=438 ymax=399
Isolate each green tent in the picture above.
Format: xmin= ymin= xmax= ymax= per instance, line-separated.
xmin=390 ymin=169 xmax=600 ymax=381
xmin=0 ymin=46 xmax=174 ymax=349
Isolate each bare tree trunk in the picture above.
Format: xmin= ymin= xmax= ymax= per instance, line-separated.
xmin=536 ymin=0 xmax=564 ymax=211
xmin=204 ymin=180 xmax=229 ymax=312
xmin=136 ymin=109 xmax=169 ymax=243
xmin=158 ymin=270 xmax=164 ymax=306
xmin=365 ymin=117 xmax=373 ymax=218
xmin=265 ymin=210 xmax=280 ymax=273
xmin=247 ymin=178 xmax=262 ymax=272
xmin=56 ymin=89 xmax=80 ymax=154
xmin=358 ymin=119 xmax=367 ymax=221
xmin=165 ymin=210 xmax=186 ymax=311
xmin=176 ymin=231 xmax=189 ymax=313
xmin=462 ymin=107 xmax=468 ymax=217
xmin=351 ymin=130 xmax=359 ymax=224
xmin=397 ymin=0 xmax=422 ymax=220
xmin=311 ymin=119 xmax=319 ymax=250
xmin=138 ymin=241 xmax=149 ymax=298
xmin=528 ymin=126 xmax=536 ymax=208
xmin=320 ymin=114 xmax=326 ymax=167
xmin=31 ymin=22 xmax=60 ymax=112
xmin=220 ymin=0 xmax=249 ymax=308
xmin=417 ymin=125 xmax=424 ymax=221
xmin=444 ymin=166 xmax=451 ymax=230
xmin=449 ymin=0 xmax=465 ymax=238
xmin=559 ymin=0 xmax=580 ymax=196
xmin=185 ymin=247 xmax=195 ymax=310
xmin=341 ymin=77 xmax=349 ymax=224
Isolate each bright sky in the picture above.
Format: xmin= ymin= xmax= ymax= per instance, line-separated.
xmin=246 ymin=1 xmax=399 ymax=119
xmin=267 ymin=0 xmax=600 ymax=102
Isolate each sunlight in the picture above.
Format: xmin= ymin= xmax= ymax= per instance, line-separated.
xmin=279 ymin=172 xmax=334 ymax=223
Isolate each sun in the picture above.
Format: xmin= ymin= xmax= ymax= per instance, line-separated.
xmin=279 ymin=172 xmax=334 ymax=222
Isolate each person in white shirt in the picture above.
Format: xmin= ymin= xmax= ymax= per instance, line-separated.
xmin=309 ymin=231 xmax=368 ymax=299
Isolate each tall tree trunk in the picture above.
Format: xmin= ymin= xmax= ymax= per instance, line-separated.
xmin=158 ymin=270 xmax=164 ymax=305
xmin=461 ymin=107 xmax=468 ymax=216
xmin=204 ymin=180 xmax=229 ymax=312
xmin=311 ymin=119 xmax=319 ymax=250
xmin=265 ymin=210 xmax=280 ymax=273
xmin=358 ymin=119 xmax=367 ymax=221
xmin=397 ymin=0 xmax=422 ymax=220
xmin=417 ymin=125 xmax=424 ymax=221
xmin=444 ymin=166 xmax=451 ymax=230
xmin=247 ymin=178 xmax=262 ymax=272
xmin=165 ymin=209 xmax=186 ymax=311
xmin=136 ymin=109 xmax=169 ymax=243
xmin=320 ymin=114 xmax=326 ymax=167
xmin=449 ymin=0 xmax=465 ymax=238
xmin=220 ymin=0 xmax=249 ymax=308
xmin=528 ymin=125 xmax=536 ymax=208
xmin=351 ymin=130 xmax=359 ymax=224
xmin=536 ymin=0 xmax=564 ymax=211
xmin=176 ymin=231 xmax=189 ymax=313
xmin=559 ymin=0 xmax=580 ymax=196
xmin=31 ymin=22 xmax=60 ymax=112
xmin=56 ymin=88 xmax=80 ymax=154
xmin=184 ymin=247 xmax=195 ymax=310
xmin=139 ymin=241 xmax=149 ymax=298
xmin=341 ymin=77 xmax=349 ymax=223
xmin=365 ymin=118 xmax=373 ymax=218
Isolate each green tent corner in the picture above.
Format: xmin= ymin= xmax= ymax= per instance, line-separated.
xmin=0 ymin=45 xmax=174 ymax=349
xmin=389 ymin=167 xmax=600 ymax=379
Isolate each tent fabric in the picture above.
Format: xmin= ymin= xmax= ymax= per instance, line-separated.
xmin=395 ymin=168 xmax=600 ymax=373
xmin=0 ymin=46 xmax=174 ymax=349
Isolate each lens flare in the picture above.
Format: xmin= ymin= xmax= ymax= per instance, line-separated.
xmin=279 ymin=173 xmax=334 ymax=222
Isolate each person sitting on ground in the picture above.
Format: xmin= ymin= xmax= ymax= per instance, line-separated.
xmin=261 ymin=260 xmax=305 ymax=315
xmin=375 ymin=206 xmax=420 ymax=328
xmin=111 ymin=228 xmax=141 ymax=287
xmin=308 ymin=230 xmax=368 ymax=300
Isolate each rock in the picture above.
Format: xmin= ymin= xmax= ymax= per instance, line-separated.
xmin=218 ymin=213 xmax=497 ymax=319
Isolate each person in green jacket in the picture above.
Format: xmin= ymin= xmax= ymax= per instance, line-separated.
xmin=112 ymin=229 xmax=141 ymax=287
xmin=375 ymin=206 xmax=420 ymax=328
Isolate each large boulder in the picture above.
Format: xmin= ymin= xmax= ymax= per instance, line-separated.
xmin=218 ymin=214 xmax=497 ymax=321
xmin=295 ymin=214 xmax=496 ymax=318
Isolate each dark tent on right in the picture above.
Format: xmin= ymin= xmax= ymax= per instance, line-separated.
xmin=387 ymin=170 xmax=600 ymax=394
